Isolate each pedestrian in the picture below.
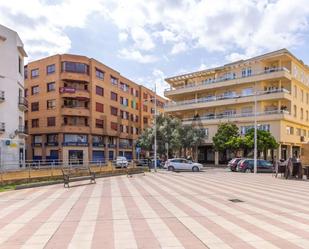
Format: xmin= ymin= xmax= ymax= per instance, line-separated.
xmin=273 ymin=156 xmax=279 ymax=177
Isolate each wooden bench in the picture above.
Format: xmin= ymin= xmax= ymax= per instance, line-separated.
xmin=61 ymin=164 xmax=96 ymax=188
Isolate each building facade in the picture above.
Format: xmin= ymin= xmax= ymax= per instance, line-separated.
xmin=25 ymin=54 xmax=165 ymax=163
xmin=0 ymin=25 xmax=27 ymax=169
xmin=164 ymin=49 xmax=309 ymax=164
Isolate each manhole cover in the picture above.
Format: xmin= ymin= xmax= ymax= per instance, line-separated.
xmin=228 ymin=199 xmax=244 ymax=203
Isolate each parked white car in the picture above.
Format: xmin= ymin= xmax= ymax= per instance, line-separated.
xmin=115 ymin=156 xmax=128 ymax=168
xmin=164 ymin=158 xmax=203 ymax=172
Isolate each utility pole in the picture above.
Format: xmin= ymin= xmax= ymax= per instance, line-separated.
xmin=254 ymin=81 xmax=257 ymax=174
xmin=154 ymin=83 xmax=157 ymax=172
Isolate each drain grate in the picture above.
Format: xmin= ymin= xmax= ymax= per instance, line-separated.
xmin=228 ymin=199 xmax=244 ymax=203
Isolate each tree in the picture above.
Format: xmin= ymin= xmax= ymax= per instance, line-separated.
xmin=243 ymin=129 xmax=279 ymax=154
xmin=213 ymin=123 xmax=240 ymax=153
xmin=137 ymin=114 xmax=207 ymax=159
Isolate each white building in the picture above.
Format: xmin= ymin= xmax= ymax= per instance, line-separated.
xmin=0 ymin=24 xmax=27 ymax=170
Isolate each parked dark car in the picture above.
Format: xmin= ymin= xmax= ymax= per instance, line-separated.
xmin=228 ymin=158 xmax=243 ymax=171
xmin=237 ymin=159 xmax=274 ymax=173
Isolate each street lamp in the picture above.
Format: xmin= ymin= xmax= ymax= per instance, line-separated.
xmin=254 ymin=81 xmax=257 ymax=174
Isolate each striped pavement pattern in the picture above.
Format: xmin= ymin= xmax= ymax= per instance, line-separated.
xmin=0 ymin=169 xmax=309 ymax=248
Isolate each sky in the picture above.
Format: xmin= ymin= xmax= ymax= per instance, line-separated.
xmin=1 ymin=0 xmax=309 ymax=96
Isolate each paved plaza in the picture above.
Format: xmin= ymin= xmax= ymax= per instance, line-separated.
xmin=1 ymin=170 xmax=309 ymax=248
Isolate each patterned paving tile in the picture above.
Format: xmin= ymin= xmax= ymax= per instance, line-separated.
xmin=0 ymin=169 xmax=309 ymax=248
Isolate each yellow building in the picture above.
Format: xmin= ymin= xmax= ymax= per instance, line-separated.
xmin=25 ymin=54 xmax=165 ymax=162
xmin=164 ymin=49 xmax=309 ymax=164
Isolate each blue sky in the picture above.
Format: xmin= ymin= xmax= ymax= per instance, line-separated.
xmin=1 ymin=0 xmax=309 ymax=96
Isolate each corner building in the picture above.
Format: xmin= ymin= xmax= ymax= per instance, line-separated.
xmin=25 ymin=54 xmax=165 ymax=162
xmin=164 ymin=49 xmax=309 ymax=164
xmin=0 ymin=24 xmax=27 ymax=169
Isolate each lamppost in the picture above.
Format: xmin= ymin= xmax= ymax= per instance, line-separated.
xmin=254 ymin=81 xmax=257 ymax=174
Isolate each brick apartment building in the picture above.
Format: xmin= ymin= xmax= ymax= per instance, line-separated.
xmin=25 ymin=54 xmax=165 ymax=162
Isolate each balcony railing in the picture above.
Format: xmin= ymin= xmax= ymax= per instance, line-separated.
xmin=0 ymin=91 xmax=4 ymax=101
xmin=165 ymin=88 xmax=290 ymax=108
xmin=119 ymin=144 xmax=133 ymax=149
xmin=17 ymin=125 xmax=27 ymax=134
xmin=18 ymin=97 xmax=28 ymax=109
xmin=182 ymin=110 xmax=290 ymax=122
xmin=165 ymin=67 xmax=290 ymax=93
xmin=92 ymin=142 xmax=105 ymax=147
xmin=0 ymin=122 xmax=5 ymax=132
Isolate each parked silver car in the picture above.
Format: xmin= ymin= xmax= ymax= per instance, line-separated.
xmin=164 ymin=158 xmax=203 ymax=172
xmin=115 ymin=156 xmax=128 ymax=168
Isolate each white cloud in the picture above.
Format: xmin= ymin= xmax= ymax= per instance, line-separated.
xmin=171 ymin=42 xmax=188 ymax=55
xmin=1 ymin=0 xmax=309 ymax=64
xmin=118 ymin=48 xmax=158 ymax=64
xmin=0 ymin=0 xmax=103 ymax=60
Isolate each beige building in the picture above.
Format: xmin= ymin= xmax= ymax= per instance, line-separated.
xmin=164 ymin=49 xmax=309 ymax=164
xmin=25 ymin=54 xmax=165 ymax=162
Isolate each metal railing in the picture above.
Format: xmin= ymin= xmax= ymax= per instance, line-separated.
xmin=165 ymin=88 xmax=290 ymax=108
xmin=182 ymin=109 xmax=290 ymax=122
xmin=0 ymin=91 xmax=4 ymax=101
xmin=18 ymin=96 xmax=28 ymax=108
xmin=18 ymin=125 xmax=27 ymax=134
xmin=0 ymin=122 xmax=5 ymax=132
xmin=165 ymin=67 xmax=290 ymax=92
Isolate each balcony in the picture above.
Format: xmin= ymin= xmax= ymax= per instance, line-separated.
xmin=119 ymin=144 xmax=133 ymax=149
xmin=61 ymin=124 xmax=90 ymax=133
xmin=17 ymin=125 xmax=28 ymax=135
xmin=165 ymin=88 xmax=291 ymax=113
xmin=61 ymin=72 xmax=90 ymax=82
xmin=0 ymin=91 xmax=4 ymax=102
xmin=0 ymin=122 xmax=5 ymax=133
xmin=108 ymin=144 xmax=116 ymax=148
xmin=18 ymin=97 xmax=28 ymax=111
xmin=164 ymin=67 xmax=291 ymax=97
xmin=59 ymin=87 xmax=90 ymax=99
xmin=61 ymin=107 xmax=90 ymax=116
xmin=182 ymin=110 xmax=291 ymax=125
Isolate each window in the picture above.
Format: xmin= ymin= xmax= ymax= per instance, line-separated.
xmin=143 ymin=105 xmax=148 ymax=112
xmin=95 ymin=68 xmax=104 ymax=79
xmin=31 ymin=85 xmax=39 ymax=95
xmin=131 ymin=88 xmax=139 ymax=97
xmin=296 ymin=128 xmax=301 ymax=136
xmin=18 ymin=56 xmax=22 ymax=74
xmin=120 ymin=97 xmax=128 ymax=106
xmin=31 ymin=102 xmax=39 ymax=112
xmin=120 ymin=110 xmax=129 ymax=119
xmin=110 ymin=76 xmax=118 ymax=85
xmin=31 ymin=69 xmax=39 ymax=78
xmin=111 ymin=122 xmax=118 ymax=131
xmin=135 ymin=127 xmax=139 ymax=134
xmin=110 ymin=106 xmax=118 ymax=116
xmin=119 ymin=82 xmax=129 ymax=92
xmin=294 ymin=85 xmax=297 ymax=98
xmin=24 ymin=67 xmax=28 ymax=79
xmin=301 ymin=108 xmax=304 ymax=119
xmin=143 ymin=117 xmax=148 ymax=124
xmin=47 ymin=82 xmax=55 ymax=92
xmin=294 ymin=105 xmax=297 ymax=117
xmin=96 ymin=102 xmax=104 ymax=113
xmin=96 ymin=86 xmax=104 ymax=96
xmin=143 ymin=93 xmax=148 ymax=99
xmin=111 ymin=92 xmax=118 ymax=101
xmin=24 ymin=89 xmax=28 ymax=97
xmin=47 ymin=134 xmax=58 ymax=143
xmin=47 ymin=117 xmax=56 ymax=126
xmin=33 ymin=135 xmax=42 ymax=144
xmin=242 ymin=88 xmax=253 ymax=96
xmin=46 ymin=64 xmax=55 ymax=74
xmin=286 ymin=126 xmax=294 ymax=135
xmin=95 ymin=119 xmax=104 ymax=128
xmin=64 ymin=134 xmax=88 ymax=143
xmin=61 ymin=61 xmax=89 ymax=74
xmin=32 ymin=119 xmax=39 ymax=128
xmin=301 ymin=89 xmax=304 ymax=102
xmin=47 ymin=99 xmax=56 ymax=109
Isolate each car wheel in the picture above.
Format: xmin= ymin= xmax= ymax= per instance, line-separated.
xmin=192 ymin=166 xmax=199 ymax=172
xmin=168 ymin=166 xmax=175 ymax=171
xmin=245 ymin=168 xmax=252 ymax=173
